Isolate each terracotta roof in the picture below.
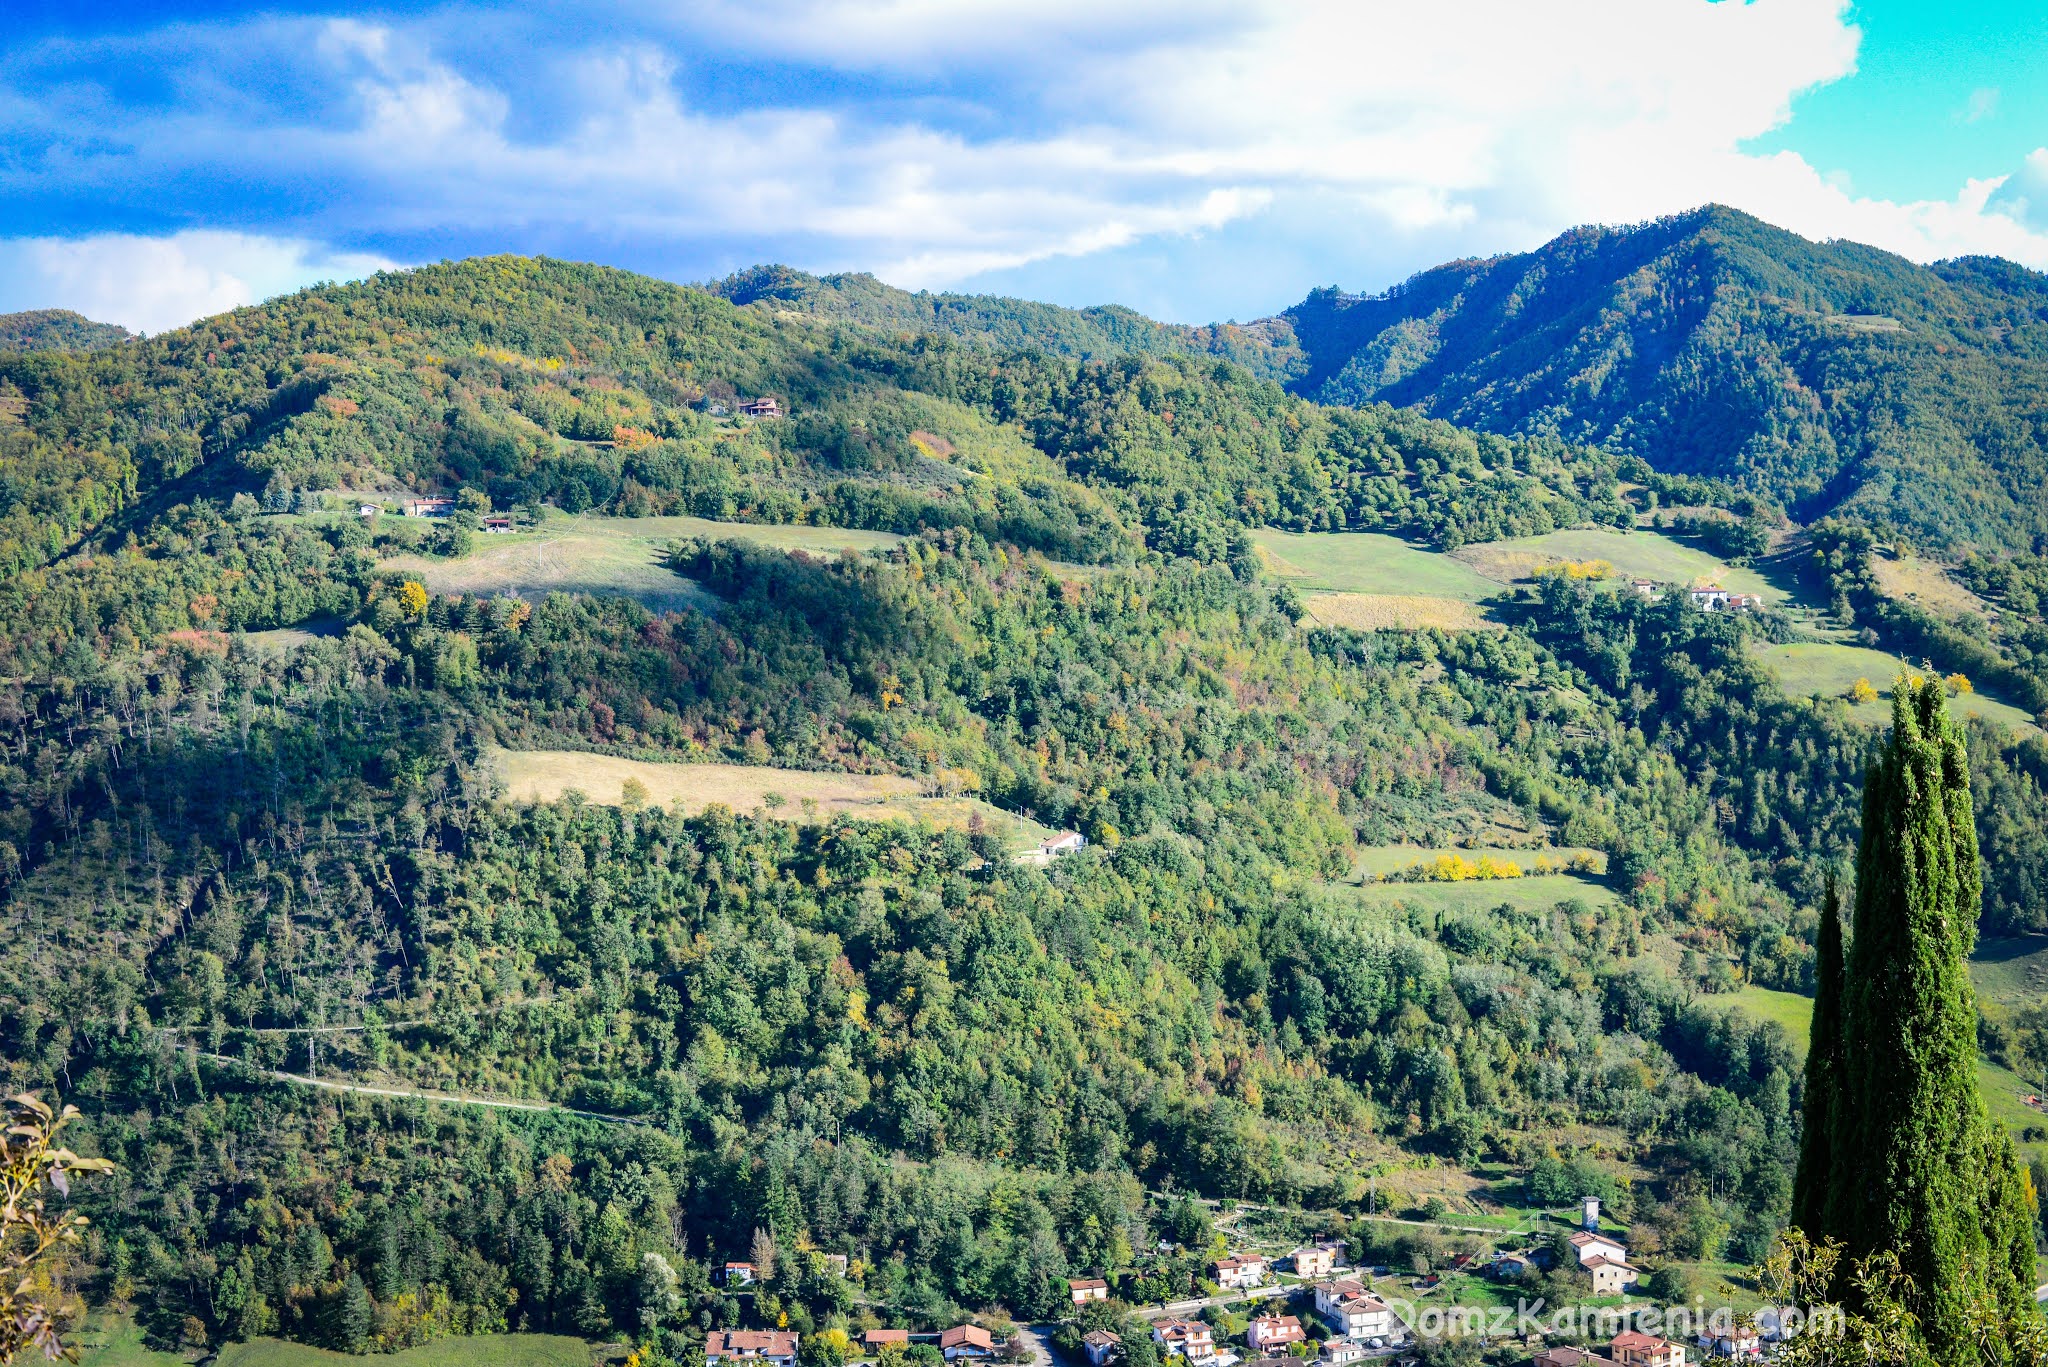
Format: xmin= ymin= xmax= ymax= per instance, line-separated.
xmin=1070 ymin=1277 xmax=1109 ymax=1290
xmin=1611 ymin=1331 xmax=1669 ymax=1350
xmin=708 ymin=1332 xmax=798 ymax=1359
xmin=1083 ymin=1332 xmax=1122 ymax=1348
xmin=942 ymin=1327 xmax=995 ymax=1351
xmin=865 ymin=1332 xmax=910 ymax=1347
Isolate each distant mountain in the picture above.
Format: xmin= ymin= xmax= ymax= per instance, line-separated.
xmin=0 ymin=308 xmax=134 ymax=353
xmin=1281 ymin=205 xmax=2048 ymax=552
xmin=707 ymin=263 xmax=1305 ymax=383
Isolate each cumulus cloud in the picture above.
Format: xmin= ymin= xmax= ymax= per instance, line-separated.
xmin=0 ymin=232 xmax=396 ymax=334
xmin=0 ymin=0 xmax=2044 ymax=326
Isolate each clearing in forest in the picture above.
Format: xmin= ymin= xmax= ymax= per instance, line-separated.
xmin=1751 ymin=642 xmax=2036 ymax=731
xmin=383 ymin=513 xmax=902 ymax=611
xmin=1868 ymin=550 xmax=1996 ymax=621
xmin=1334 ymin=872 xmax=1616 ymax=915
xmin=1251 ymin=529 xmax=1501 ymax=630
xmin=1352 ymin=844 xmax=1606 ymax=879
xmin=1453 ymin=528 xmax=1782 ymax=602
xmin=490 ymin=748 xmax=1055 ymax=851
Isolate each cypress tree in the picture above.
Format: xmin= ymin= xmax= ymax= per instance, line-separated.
xmin=1823 ymin=677 xmax=2034 ymax=1357
xmin=1790 ymin=875 xmax=1842 ymax=1235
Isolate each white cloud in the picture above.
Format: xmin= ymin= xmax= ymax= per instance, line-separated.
xmin=0 ymin=231 xmax=396 ymax=334
xmin=3 ymin=0 xmax=2046 ymax=327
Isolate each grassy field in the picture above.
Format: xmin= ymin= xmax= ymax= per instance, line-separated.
xmin=383 ymin=514 xmax=902 ymax=611
xmin=1352 ymin=845 xmax=1606 ymax=878
xmin=1454 ymin=528 xmax=1782 ymax=602
xmin=1251 ymin=531 xmax=1503 ymax=631
xmin=216 ymin=1334 xmax=604 ymax=1367
xmin=1335 ymin=872 xmax=1615 ymax=915
xmin=1750 ymin=642 xmax=2037 ymax=731
xmin=1973 ymin=936 xmax=2048 ymax=1011
xmin=1702 ymin=985 xmax=1815 ymax=1053
xmin=1302 ymin=593 xmax=1498 ymax=632
xmin=1251 ymin=531 xmax=1501 ymax=600
xmin=74 ymin=1317 xmax=186 ymax=1367
xmin=491 ymin=748 xmax=1056 ymax=852
xmin=1869 ymin=551 xmax=1994 ymax=620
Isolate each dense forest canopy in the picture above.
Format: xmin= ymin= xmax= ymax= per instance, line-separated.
xmin=0 ymin=241 xmax=2045 ymax=1363
xmin=1278 ymin=205 xmax=2048 ymax=553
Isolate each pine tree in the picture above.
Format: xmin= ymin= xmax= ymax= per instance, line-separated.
xmin=1790 ymin=875 xmax=1842 ymax=1235
xmin=1820 ymin=677 xmax=2035 ymax=1358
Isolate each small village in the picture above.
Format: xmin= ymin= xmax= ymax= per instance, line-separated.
xmin=698 ymin=1195 xmax=1792 ymax=1367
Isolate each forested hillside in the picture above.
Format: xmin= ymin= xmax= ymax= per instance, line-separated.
xmin=1281 ymin=205 xmax=2048 ymax=552
xmin=1 ymin=252 xmax=2042 ymax=1362
xmin=0 ymin=308 xmax=133 ymax=353
xmin=708 ymin=265 xmax=1305 ymax=383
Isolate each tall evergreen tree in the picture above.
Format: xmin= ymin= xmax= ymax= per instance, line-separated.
xmin=1790 ymin=875 xmax=1842 ymax=1235
xmin=1821 ymin=677 xmax=2035 ymax=1358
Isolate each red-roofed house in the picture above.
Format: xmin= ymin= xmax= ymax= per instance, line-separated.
xmin=1247 ymin=1317 xmax=1304 ymax=1352
xmin=1610 ymin=1332 xmax=1684 ymax=1367
xmin=1070 ymin=1276 xmax=1110 ymax=1306
xmin=707 ymin=1332 xmax=799 ymax=1367
xmin=941 ymin=1327 xmax=996 ymax=1361
xmin=1568 ymin=1231 xmax=1629 ymax=1267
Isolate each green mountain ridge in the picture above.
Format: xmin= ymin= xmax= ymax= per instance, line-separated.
xmin=1281 ymin=204 xmax=2048 ymax=553
xmin=706 ymin=263 xmax=1306 ymax=383
xmin=0 ymin=307 xmax=134 ymax=353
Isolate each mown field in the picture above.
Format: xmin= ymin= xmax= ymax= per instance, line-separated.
xmin=1453 ymin=528 xmax=1782 ymax=601
xmin=1973 ymin=936 xmax=2048 ymax=1011
xmin=1334 ymin=872 xmax=1616 ymax=915
xmin=1750 ymin=642 xmax=2037 ymax=731
xmin=1250 ymin=530 xmax=1502 ymax=631
xmin=491 ymin=748 xmax=1057 ymax=852
xmin=1351 ymin=845 xmax=1606 ymax=878
xmin=382 ymin=514 xmax=902 ymax=610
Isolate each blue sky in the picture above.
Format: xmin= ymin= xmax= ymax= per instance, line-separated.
xmin=1 ymin=0 xmax=2044 ymax=331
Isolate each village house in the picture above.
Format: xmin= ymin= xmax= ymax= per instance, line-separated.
xmin=1290 ymin=1245 xmax=1337 ymax=1278
xmin=707 ymin=1331 xmax=799 ymax=1367
xmin=1687 ymin=587 xmax=1730 ymax=611
xmin=1069 ymin=1276 xmax=1111 ymax=1306
xmin=1726 ymin=593 xmax=1761 ymax=611
xmin=1320 ymin=1343 xmax=1367 ymax=1367
xmin=1247 ymin=1316 xmax=1304 ymax=1353
xmin=941 ymin=1327 xmax=997 ymax=1362
xmin=1211 ymin=1254 xmax=1269 ymax=1289
xmin=1630 ymin=578 xmax=1655 ymax=597
xmin=1313 ymin=1281 xmax=1397 ymax=1341
xmin=405 ymin=496 xmax=455 ymax=518
xmin=1083 ymin=1331 xmax=1122 ymax=1367
xmin=863 ymin=1331 xmax=909 ymax=1354
xmin=1154 ymin=1320 xmax=1218 ymax=1364
xmin=483 ymin=515 xmax=515 ymax=533
xmin=1568 ymin=1231 xmax=1629 ymax=1267
xmin=357 ymin=503 xmax=380 ymax=518
xmin=1610 ymin=1332 xmax=1685 ymax=1367
xmin=1535 ymin=1349 xmax=1620 ymax=1367
xmin=722 ymin=1261 xmax=756 ymax=1285
xmin=1705 ymin=1330 xmax=1760 ymax=1360
xmin=1583 ymin=1255 xmax=1639 ymax=1296
xmin=739 ymin=397 xmax=782 ymax=419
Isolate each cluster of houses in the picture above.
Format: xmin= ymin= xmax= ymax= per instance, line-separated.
xmin=1627 ymin=579 xmax=1761 ymax=613
xmin=709 ymin=1324 xmax=1005 ymax=1367
xmin=1070 ymin=1241 xmax=1404 ymax=1367
xmin=1535 ymin=1324 xmax=1766 ymax=1367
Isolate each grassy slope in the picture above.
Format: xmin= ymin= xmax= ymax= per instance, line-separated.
xmin=1705 ymin=982 xmax=2048 ymax=1161
xmin=1251 ymin=531 xmax=1501 ymax=600
xmin=1751 ymin=642 xmax=2037 ymax=732
xmin=216 ymin=1335 xmax=602 ymax=1367
xmin=492 ymin=748 xmax=1057 ymax=852
xmin=1454 ymin=528 xmax=1782 ymax=601
xmin=1352 ymin=845 xmax=1605 ymax=877
xmin=381 ymin=514 xmax=902 ymax=611
xmin=1334 ymin=873 xmax=1616 ymax=915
